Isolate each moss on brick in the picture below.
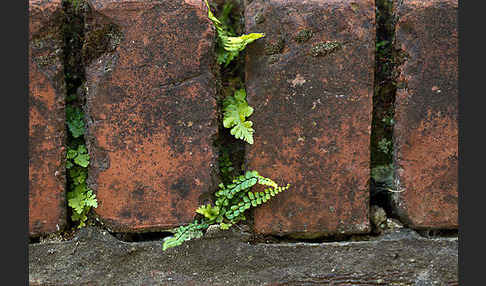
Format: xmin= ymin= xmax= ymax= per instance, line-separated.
xmin=294 ymin=29 xmax=313 ymax=43
xmin=310 ymin=41 xmax=341 ymax=57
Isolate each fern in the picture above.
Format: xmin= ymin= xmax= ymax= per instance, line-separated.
xmin=161 ymin=0 xmax=290 ymax=252
xmin=67 ymin=145 xmax=90 ymax=168
xmin=223 ymin=88 xmax=254 ymax=144
xmin=196 ymin=204 xmax=220 ymax=221
xmin=67 ymin=180 xmax=98 ymax=228
xmin=204 ymin=0 xmax=264 ymax=66
xmin=162 ymin=171 xmax=290 ymax=251
xmin=66 ymin=142 xmax=97 ymax=228
xmin=66 ymin=105 xmax=85 ymax=138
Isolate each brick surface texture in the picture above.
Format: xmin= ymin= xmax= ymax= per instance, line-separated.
xmin=29 ymin=0 xmax=67 ymax=236
xmin=245 ymin=0 xmax=375 ymax=236
xmin=392 ymin=0 xmax=458 ymax=229
xmin=84 ymin=0 xmax=218 ymax=232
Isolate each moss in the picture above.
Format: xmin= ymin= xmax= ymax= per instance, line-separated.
xmin=267 ymin=54 xmax=279 ymax=64
xmin=350 ymin=2 xmax=360 ymax=13
xmin=264 ymin=37 xmax=284 ymax=55
xmin=82 ymin=23 xmax=123 ymax=65
xmin=34 ymin=54 xmax=59 ymax=68
xmin=294 ymin=29 xmax=313 ymax=43
xmin=310 ymin=41 xmax=341 ymax=57
xmin=254 ymin=11 xmax=265 ymax=24
xmin=31 ymin=24 xmax=63 ymax=64
xmin=31 ymin=37 xmax=47 ymax=49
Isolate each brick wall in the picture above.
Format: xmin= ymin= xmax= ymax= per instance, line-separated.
xmin=28 ymin=0 xmax=458 ymax=237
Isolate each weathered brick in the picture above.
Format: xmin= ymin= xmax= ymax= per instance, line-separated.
xmin=84 ymin=0 xmax=218 ymax=232
xmin=245 ymin=0 xmax=374 ymax=236
xmin=392 ymin=0 xmax=458 ymax=229
xmin=29 ymin=0 xmax=66 ymax=236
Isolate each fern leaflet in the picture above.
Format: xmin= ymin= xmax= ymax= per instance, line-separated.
xmin=223 ymin=88 xmax=254 ymax=144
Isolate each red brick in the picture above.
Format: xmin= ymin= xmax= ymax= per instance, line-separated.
xmin=245 ymin=0 xmax=374 ymax=237
xmin=392 ymin=0 xmax=458 ymax=229
xmin=84 ymin=0 xmax=218 ymax=232
xmin=29 ymin=0 xmax=66 ymax=236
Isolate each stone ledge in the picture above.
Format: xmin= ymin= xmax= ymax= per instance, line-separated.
xmin=29 ymin=226 xmax=458 ymax=285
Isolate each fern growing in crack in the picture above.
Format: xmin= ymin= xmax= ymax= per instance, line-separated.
xmin=66 ymin=105 xmax=97 ymax=228
xmin=162 ymin=170 xmax=290 ymax=251
xmin=159 ymin=1 xmax=291 ymax=252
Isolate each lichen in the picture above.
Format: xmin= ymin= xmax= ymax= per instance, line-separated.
xmin=264 ymin=37 xmax=284 ymax=55
xmin=268 ymin=54 xmax=279 ymax=64
xmin=34 ymin=53 xmax=61 ymax=69
xmin=294 ymin=29 xmax=313 ymax=43
xmin=310 ymin=41 xmax=341 ymax=57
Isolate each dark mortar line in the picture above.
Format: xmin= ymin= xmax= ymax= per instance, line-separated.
xmin=415 ymin=229 xmax=459 ymax=239
xmin=246 ymin=229 xmax=458 ymax=245
xmin=247 ymin=233 xmax=381 ymax=245
xmin=28 ymin=224 xmax=458 ymax=245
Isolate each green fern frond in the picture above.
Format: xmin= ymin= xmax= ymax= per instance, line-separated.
xmin=162 ymin=171 xmax=290 ymax=251
xmin=219 ymin=222 xmax=232 ymax=230
xmin=255 ymin=175 xmax=278 ymax=188
xmin=219 ymin=1 xmax=234 ymax=30
xmin=66 ymin=142 xmax=97 ymax=228
xmin=224 ymin=184 xmax=290 ymax=220
xmin=67 ymin=182 xmax=98 ymax=228
xmin=247 ymin=184 xmax=290 ymax=208
xmin=204 ymin=0 xmax=223 ymax=30
xmin=215 ymin=170 xmax=259 ymax=200
xmin=66 ymin=105 xmax=85 ymax=138
xmin=216 ymin=172 xmax=290 ymax=223
xmin=196 ymin=204 xmax=220 ymax=220
xmin=223 ymin=89 xmax=254 ymax=144
xmin=222 ymin=33 xmax=265 ymax=52
xmin=204 ymin=0 xmax=264 ymax=66
xmin=162 ymin=220 xmax=209 ymax=251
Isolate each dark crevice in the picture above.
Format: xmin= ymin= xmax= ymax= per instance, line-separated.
xmin=248 ymin=227 xmax=458 ymax=244
xmin=62 ymin=0 xmax=92 ymax=230
xmin=110 ymin=231 xmax=175 ymax=242
xmin=29 ymin=237 xmax=41 ymax=244
xmin=416 ymin=229 xmax=459 ymax=239
xmin=63 ymin=0 xmax=87 ymax=104
xmin=248 ymin=233 xmax=379 ymax=245
xmin=370 ymin=0 xmax=400 ymax=222
xmin=212 ymin=1 xmax=248 ymax=192
xmin=209 ymin=0 xmax=259 ymax=231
